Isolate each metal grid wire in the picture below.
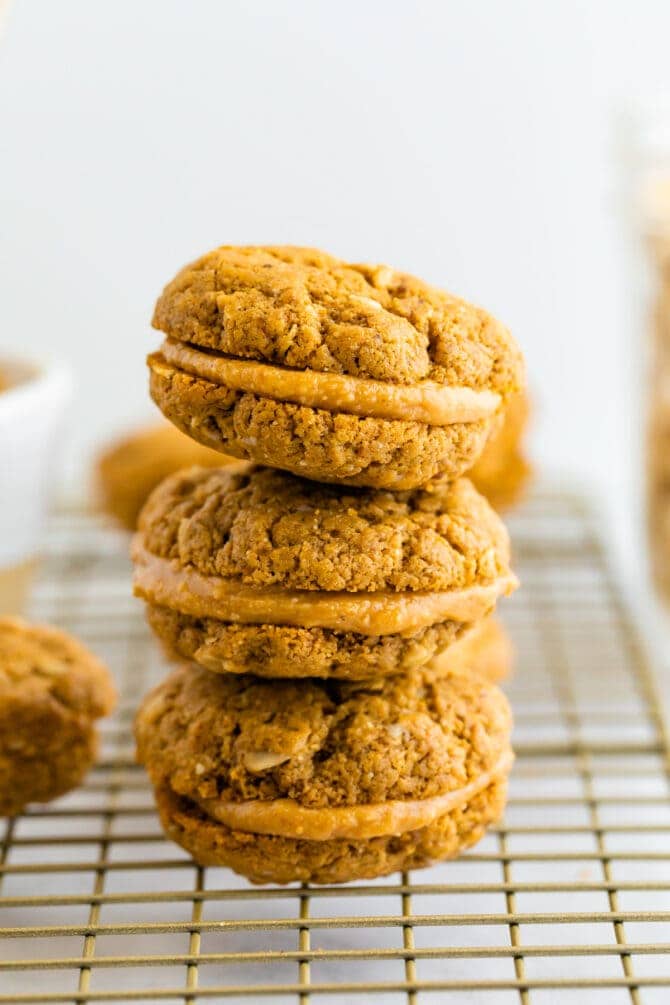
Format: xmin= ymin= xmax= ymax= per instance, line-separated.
xmin=1 ymin=489 xmax=670 ymax=1004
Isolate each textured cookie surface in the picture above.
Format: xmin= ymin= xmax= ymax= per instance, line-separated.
xmin=96 ymin=421 xmax=237 ymax=530
xmin=145 ymin=611 xmax=511 ymax=684
xmin=135 ymin=665 xmax=511 ymax=808
xmin=152 ymin=246 xmax=523 ymax=391
xmin=138 ymin=464 xmax=511 ymax=593
xmin=136 ymin=665 xmax=512 ymax=883
xmin=145 ymin=605 xmax=467 ymax=680
xmin=0 ymin=618 xmax=117 ymax=815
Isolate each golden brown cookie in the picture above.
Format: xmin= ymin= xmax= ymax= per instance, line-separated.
xmin=0 ymin=617 xmax=117 ymax=816
xmin=469 ymin=392 xmax=531 ymax=510
xmin=132 ymin=465 xmax=518 ymax=680
xmin=95 ymin=421 xmax=238 ymax=530
xmin=427 ymin=616 xmax=514 ymax=682
xmin=135 ymin=664 xmax=513 ymax=884
xmin=149 ymin=246 xmax=524 ymax=489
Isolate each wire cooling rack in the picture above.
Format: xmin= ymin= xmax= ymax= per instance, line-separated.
xmin=1 ymin=489 xmax=670 ymax=1004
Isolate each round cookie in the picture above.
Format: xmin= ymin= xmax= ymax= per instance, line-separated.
xmin=469 ymin=391 xmax=531 ymax=511
xmin=428 ymin=616 xmax=514 ymax=682
xmin=95 ymin=421 xmax=238 ymax=530
xmin=0 ymin=617 xmax=117 ymax=816
xmin=135 ymin=664 xmax=513 ymax=885
xmin=132 ymin=465 xmax=518 ymax=681
xmin=149 ymin=246 xmax=525 ymax=489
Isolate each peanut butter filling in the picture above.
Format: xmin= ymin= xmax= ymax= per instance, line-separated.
xmin=132 ymin=542 xmax=518 ymax=635
xmin=191 ymin=750 xmax=513 ymax=841
xmin=158 ymin=339 xmax=501 ymax=426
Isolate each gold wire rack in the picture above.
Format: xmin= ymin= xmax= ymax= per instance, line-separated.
xmin=1 ymin=489 xmax=670 ymax=1004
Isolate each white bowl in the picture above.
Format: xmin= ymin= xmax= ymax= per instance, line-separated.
xmin=0 ymin=357 xmax=73 ymax=613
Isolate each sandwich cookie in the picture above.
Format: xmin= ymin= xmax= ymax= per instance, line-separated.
xmin=132 ymin=465 xmax=518 ymax=681
xmin=149 ymin=246 xmax=524 ymax=489
xmin=135 ymin=664 xmax=513 ymax=884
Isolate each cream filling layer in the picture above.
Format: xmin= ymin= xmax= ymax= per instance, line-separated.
xmin=159 ymin=338 xmax=501 ymax=426
xmin=191 ymin=750 xmax=513 ymax=841
xmin=132 ymin=543 xmax=518 ymax=635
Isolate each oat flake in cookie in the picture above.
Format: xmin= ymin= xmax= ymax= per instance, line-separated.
xmin=148 ymin=245 xmax=525 ymax=489
xmin=135 ymin=664 xmax=513 ymax=885
xmin=132 ymin=464 xmax=518 ymax=681
xmin=0 ymin=617 xmax=117 ymax=816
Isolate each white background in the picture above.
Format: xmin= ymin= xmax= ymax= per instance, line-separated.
xmin=1 ymin=0 xmax=669 ymax=518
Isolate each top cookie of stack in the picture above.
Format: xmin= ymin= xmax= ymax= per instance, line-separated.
xmin=148 ymin=246 xmax=524 ymax=489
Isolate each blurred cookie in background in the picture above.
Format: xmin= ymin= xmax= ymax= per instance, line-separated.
xmin=427 ymin=616 xmax=514 ymax=683
xmin=469 ymin=391 xmax=532 ymax=511
xmin=95 ymin=421 xmax=237 ymax=530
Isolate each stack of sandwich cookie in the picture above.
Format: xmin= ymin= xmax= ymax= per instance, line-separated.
xmin=133 ymin=245 xmax=524 ymax=885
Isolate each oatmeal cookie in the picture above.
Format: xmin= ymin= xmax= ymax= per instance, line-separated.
xmin=135 ymin=664 xmax=513 ymax=884
xmin=149 ymin=246 xmax=524 ymax=488
xmin=132 ymin=465 xmax=518 ymax=679
xmin=0 ymin=617 xmax=116 ymax=816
